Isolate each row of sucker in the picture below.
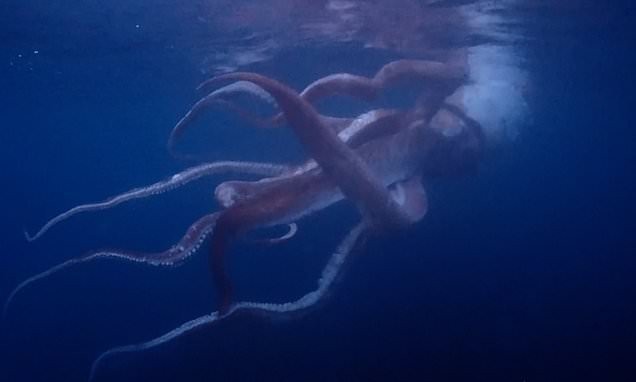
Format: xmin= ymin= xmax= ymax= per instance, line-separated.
xmin=4 ymin=213 xmax=219 ymax=319
xmin=25 ymin=161 xmax=289 ymax=242
xmin=88 ymin=220 xmax=368 ymax=381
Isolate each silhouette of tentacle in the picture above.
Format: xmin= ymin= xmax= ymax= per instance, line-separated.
xmin=202 ymin=72 xmax=412 ymax=229
xmin=5 ymin=213 xmax=219 ymax=319
xmin=25 ymin=161 xmax=289 ymax=242
xmin=88 ymin=220 xmax=369 ymax=382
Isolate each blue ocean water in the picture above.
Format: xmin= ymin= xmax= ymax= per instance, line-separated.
xmin=1 ymin=1 xmax=634 ymax=381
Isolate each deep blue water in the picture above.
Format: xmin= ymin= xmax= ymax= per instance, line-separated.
xmin=1 ymin=1 xmax=635 ymax=382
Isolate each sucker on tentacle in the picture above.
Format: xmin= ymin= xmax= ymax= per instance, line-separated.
xmin=88 ymin=220 xmax=369 ymax=382
xmin=6 ymin=213 xmax=219 ymax=319
xmin=25 ymin=161 xmax=288 ymax=242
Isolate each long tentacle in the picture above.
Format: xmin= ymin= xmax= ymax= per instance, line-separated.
xmin=201 ymin=72 xmax=411 ymax=229
xmin=196 ymin=59 xmax=465 ymax=124
xmin=298 ymin=59 xmax=464 ymax=105
xmin=6 ymin=213 xmax=219 ymax=319
xmin=88 ymin=220 xmax=369 ymax=382
xmin=198 ymin=73 xmax=410 ymax=311
xmin=169 ymin=98 xmax=353 ymax=159
xmin=171 ymin=60 xmax=455 ymax=153
xmin=168 ymin=81 xmax=278 ymax=156
xmin=25 ymin=161 xmax=289 ymax=242
xmin=264 ymin=72 xmax=383 ymax=125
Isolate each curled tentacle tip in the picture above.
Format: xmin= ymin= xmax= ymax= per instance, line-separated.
xmin=23 ymin=229 xmax=35 ymax=242
xmin=258 ymin=223 xmax=298 ymax=245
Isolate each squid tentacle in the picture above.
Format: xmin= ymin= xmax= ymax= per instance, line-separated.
xmin=168 ymin=81 xmax=279 ymax=156
xmin=169 ymin=98 xmax=354 ymax=159
xmin=195 ymin=59 xmax=465 ymax=126
xmin=299 ymin=59 xmax=465 ymax=105
xmin=5 ymin=213 xmax=219 ymax=319
xmin=295 ymin=73 xmax=381 ymax=109
xmin=25 ymin=161 xmax=289 ymax=242
xmin=210 ymin=108 xmax=405 ymax=216
xmin=170 ymin=60 xmax=452 ymax=154
xmin=201 ymin=72 xmax=410 ymax=311
xmin=88 ymin=220 xmax=369 ymax=382
xmin=203 ymin=72 xmax=412 ymax=229
xmin=337 ymin=109 xmax=404 ymax=148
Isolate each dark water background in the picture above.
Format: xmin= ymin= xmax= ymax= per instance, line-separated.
xmin=1 ymin=1 xmax=635 ymax=381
